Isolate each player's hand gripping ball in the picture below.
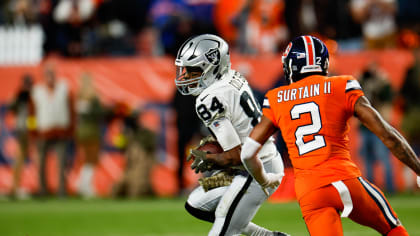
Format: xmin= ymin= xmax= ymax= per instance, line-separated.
xmin=187 ymin=141 xmax=223 ymax=173
xmin=197 ymin=141 xmax=223 ymax=154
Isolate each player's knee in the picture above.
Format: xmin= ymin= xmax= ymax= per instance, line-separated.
xmin=185 ymin=202 xmax=215 ymax=223
xmin=208 ymin=217 xmax=242 ymax=236
xmin=386 ymin=225 xmax=409 ymax=236
xmin=186 ymin=186 xmax=208 ymax=210
xmin=304 ymin=208 xmax=342 ymax=236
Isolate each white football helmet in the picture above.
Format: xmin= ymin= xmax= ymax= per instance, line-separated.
xmin=175 ymin=34 xmax=231 ymax=96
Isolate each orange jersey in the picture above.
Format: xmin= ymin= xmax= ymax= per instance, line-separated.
xmin=263 ymin=75 xmax=364 ymax=199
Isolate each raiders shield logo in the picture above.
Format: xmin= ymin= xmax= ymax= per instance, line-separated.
xmin=205 ymin=48 xmax=220 ymax=65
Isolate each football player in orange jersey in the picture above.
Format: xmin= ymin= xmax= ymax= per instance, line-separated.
xmin=240 ymin=35 xmax=420 ymax=236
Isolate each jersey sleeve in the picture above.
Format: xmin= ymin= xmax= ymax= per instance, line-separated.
xmin=345 ymin=78 xmax=364 ymax=114
xmin=195 ymin=92 xmax=241 ymax=151
xmin=262 ymin=93 xmax=277 ymax=127
xmin=208 ymin=117 xmax=241 ymax=151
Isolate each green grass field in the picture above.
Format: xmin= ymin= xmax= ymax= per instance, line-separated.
xmin=0 ymin=194 xmax=419 ymax=236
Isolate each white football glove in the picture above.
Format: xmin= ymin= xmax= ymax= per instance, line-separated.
xmin=260 ymin=173 xmax=283 ymax=196
xmin=417 ymin=176 xmax=420 ymax=188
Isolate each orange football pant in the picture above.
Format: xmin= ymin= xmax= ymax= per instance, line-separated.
xmin=299 ymin=177 xmax=409 ymax=236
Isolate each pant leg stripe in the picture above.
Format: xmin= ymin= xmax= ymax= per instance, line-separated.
xmin=332 ymin=180 xmax=353 ymax=217
xmin=220 ymin=175 xmax=253 ymax=236
xmin=358 ymin=177 xmax=398 ymax=227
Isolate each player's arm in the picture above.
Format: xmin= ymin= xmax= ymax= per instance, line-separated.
xmin=240 ymin=116 xmax=282 ymax=193
xmin=354 ymin=96 xmax=420 ymax=176
xmin=206 ymin=146 xmax=242 ymax=167
xmin=193 ymin=90 xmax=250 ymax=168
xmin=194 ymin=117 xmax=244 ymax=168
xmin=188 ymin=139 xmax=242 ymax=173
xmin=190 ymin=96 xmax=244 ymax=170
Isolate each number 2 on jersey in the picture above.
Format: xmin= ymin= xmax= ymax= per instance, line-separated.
xmin=291 ymin=102 xmax=326 ymax=155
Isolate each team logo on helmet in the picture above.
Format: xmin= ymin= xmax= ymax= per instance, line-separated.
xmin=205 ymin=48 xmax=220 ymax=65
xmin=282 ymin=35 xmax=329 ymax=83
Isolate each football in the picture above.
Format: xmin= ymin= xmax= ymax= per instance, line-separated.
xmin=197 ymin=141 xmax=224 ymax=154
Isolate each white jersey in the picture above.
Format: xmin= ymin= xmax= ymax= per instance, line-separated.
xmin=195 ymin=69 xmax=277 ymax=162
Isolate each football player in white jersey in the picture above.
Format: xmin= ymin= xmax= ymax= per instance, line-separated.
xmin=175 ymin=34 xmax=289 ymax=236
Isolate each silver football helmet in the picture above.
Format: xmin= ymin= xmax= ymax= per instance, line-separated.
xmin=175 ymin=34 xmax=231 ymax=96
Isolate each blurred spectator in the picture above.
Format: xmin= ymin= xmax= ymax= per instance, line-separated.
xmin=148 ymin=0 xmax=218 ymax=56
xmin=87 ymin=0 xmax=152 ymax=56
xmin=96 ymin=0 xmax=151 ymax=34
xmin=214 ymin=0 xmax=288 ymax=54
xmin=350 ymin=0 xmax=397 ymax=49
xmin=400 ymin=48 xmax=420 ymax=153
xmin=53 ymin=0 xmax=95 ymax=23
xmin=400 ymin=47 xmax=420 ymax=190
xmin=324 ymin=0 xmax=363 ymax=51
xmin=75 ymin=72 xmax=103 ymax=198
xmin=137 ymin=25 xmax=163 ymax=57
xmin=398 ymin=29 xmax=420 ymax=49
xmin=38 ymin=0 xmax=59 ymax=54
xmin=9 ymin=74 xmax=35 ymax=199
xmin=358 ymin=62 xmax=395 ymax=193
xmin=148 ymin=0 xmax=192 ymax=56
xmin=53 ymin=0 xmax=98 ymax=56
xmin=212 ymin=0 xmax=244 ymax=45
xmin=243 ymin=0 xmax=288 ymax=54
xmin=283 ymin=0 xmax=325 ymax=38
xmin=92 ymin=19 xmax=138 ymax=56
xmin=171 ymin=90 xmax=202 ymax=195
xmin=32 ymin=61 xmax=75 ymax=197
xmin=111 ymin=110 xmax=157 ymax=198
xmin=2 ymin=0 xmax=40 ymax=25
xmin=282 ymin=0 xmax=362 ymax=50
xmin=284 ymin=0 xmax=317 ymax=38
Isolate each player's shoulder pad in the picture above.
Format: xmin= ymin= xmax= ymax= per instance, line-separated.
xmin=330 ymin=75 xmax=362 ymax=92
xmin=262 ymin=88 xmax=277 ymax=110
xmin=196 ymin=88 xmax=228 ymax=108
xmin=344 ymin=76 xmax=362 ymax=92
